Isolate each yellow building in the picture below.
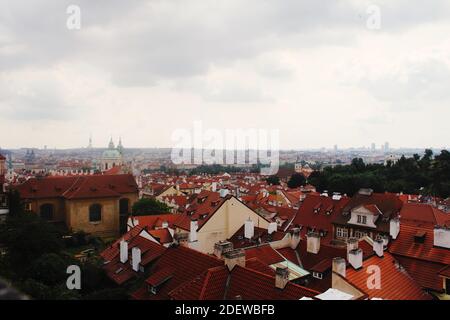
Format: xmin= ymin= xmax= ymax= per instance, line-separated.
xmin=173 ymin=190 xmax=270 ymax=254
xmin=16 ymin=174 xmax=138 ymax=237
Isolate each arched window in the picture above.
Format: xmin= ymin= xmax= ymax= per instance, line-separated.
xmin=89 ymin=204 xmax=102 ymax=222
xmin=119 ymin=198 xmax=129 ymax=215
xmin=40 ymin=203 xmax=54 ymax=220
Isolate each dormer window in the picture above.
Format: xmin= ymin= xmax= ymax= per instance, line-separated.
xmin=414 ymin=231 xmax=426 ymax=243
xmin=312 ymin=272 xmax=323 ymax=280
xmin=357 ymin=215 xmax=367 ymax=224
xmin=149 ymin=285 xmax=158 ymax=295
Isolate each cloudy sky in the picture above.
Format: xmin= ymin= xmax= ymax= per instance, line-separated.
xmin=1 ymin=0 xmax=449 ymax=150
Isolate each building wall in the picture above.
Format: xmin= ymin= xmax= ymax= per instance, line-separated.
xmin=28 ymin=198 xmax=66 ymax=222
xmin=196 ymin=197 xmax=269 ymax=254
xmin=66 ymin=197 xmax=120 ymax=238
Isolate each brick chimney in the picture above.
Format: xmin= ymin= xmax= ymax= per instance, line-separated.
xmin=224 ymin=249 xmax=246 ymax=271
xmin=120 ymin=239 xmax=128 ymax=263
xmin=290 ymin=227 xmax=301 ymax=249
xmin=348 ymin=248 xmax=363 ymax=270
xmin=131 ymin=247 xmax=141 ymax=272
xmin=373 ymin=238 xmax=384 ymax=257
xmin=214 ymin=240 xmax=233 ymax=258
xmin=306 ymin=231 xmax=321 ymax=254
xmin=275 ymin=266 xmax=289 ymax=289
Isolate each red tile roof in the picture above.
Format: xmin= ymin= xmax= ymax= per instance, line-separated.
xmin=400 ymin=203 xmax=450 ymax=227
xmin=228 ymin=225 xmax=287 ymax=249
xmin=225 ymin=266 xmax=319 ymax=300
xmin=346 ymin=252 xmax=432 ymax=300
xmin=131 ymin=245 xmax=222 ymax=300
xmin=389 ymin=224 xmax=450 ymax=265
xmin=291 ymin=194 xmax=350 ymax=244
xmin=16 ymin=174 xmax=138 ymax=200
xmin=100 ymin=227 xmax=167 ymax=285
xmin=395 ymin=256 xmax=445 ymax=291
xmin=244 ymin=244 xmax=285 ymax=265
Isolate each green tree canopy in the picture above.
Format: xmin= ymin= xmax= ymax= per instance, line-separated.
xmin=131 ymin=198 xmax=170 ymax=216
xmin=287 ymin=173 xmax=306 ymax=189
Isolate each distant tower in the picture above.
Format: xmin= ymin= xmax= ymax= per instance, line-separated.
xmin=88 ymin=134 xmax=93 ymax=149
xmin=108 ymin=137 xmax=115 ymax=149
xmin=117 ymin=137 xmax=124 ymax=155
xmin=384 ymin=142 xmax=390 ymax=152
xmin=371 ymin=143 xmax=376 ymax=152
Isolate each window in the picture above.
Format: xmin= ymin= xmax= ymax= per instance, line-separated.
xmin=354 ymin=230 xmax=368 ymax=239
xmin=119 ymin=198 xmax=129 ymax=215
xmin=149 ymin=285 xmax=157 ymax=295
xmin=357 ymin=215 xmax=367 ymax=224
xmin=40 ymin=203 xmax=54 ymax=221
xmin=312 ymin=272 xmax=323 ymax=279
xmin=336 ymin=227 xmax=348 ymax=239
xmin=89 ymin=204 xmax=102 ymax=222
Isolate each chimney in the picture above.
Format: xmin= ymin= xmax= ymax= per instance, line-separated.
xmin=131 ymin=247 xmax=141 ymax=272
xmin=346 ymin=237 xmax=358 ymax=259
xmin=434 ymin=225 xmax=450 ymax=249
xmin=290 ymin=228 xmax=301 ymax=249
xmin=220 ymin=189 xmax=229 ymax=198
xmin=162 ymin=221 xmax=169 ymax=229
xmin=224 ymin=249 xmax=246 ymax=271
xmin=348 ymin=248 xmax=363 ymax=270
xmin=389 ymin=217 xmax=400 ymax=240
xmin=268 ymin=222 xmax=277 ymax=235
xmin=213 ymin=241 xmax=233 ymax=258
xmin=373 ymin=238 xmax=384 ymax=257
xmin=211 ymin=182 xmax=217 ymax=192
xmin=244 ymin=219 xmax=254 ymax=239
xmin=332 ymin=257 xmax=346 ymax=278
xmin=275 ymin=266 xmax=289 ymax=289
xmin=189 ymin=219 xmax=198 ymax=243
xmin=119 ymin=240 xmax=128 ymax=263
xmin=306 ymin=231 xmax=321 ymax=254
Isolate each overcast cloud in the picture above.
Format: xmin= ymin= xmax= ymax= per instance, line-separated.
xmin=0 ymin=0 xmax=449 ymax=149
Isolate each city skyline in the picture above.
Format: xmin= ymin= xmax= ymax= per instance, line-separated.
xmin=1 ymin=1 xmax=450 ymax=149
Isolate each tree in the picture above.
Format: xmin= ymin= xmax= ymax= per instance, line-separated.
xmin=265 ymin=175 xmax=280 ymax=185
xmin=287 ymin=173 xmax=306 ymax=189
xmin=131 ymin=198 xmax=170 ymax=216
xmin=0 ymin=213 xmax=63 ymax=275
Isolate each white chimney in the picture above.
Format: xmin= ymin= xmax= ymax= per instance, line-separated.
xmin=268 ymin=222 xmax=277 ymax=235
xmin=306 ymin=231 xmax=321 ymax=254
xmin=346 ymin=237 xmax=358 ymax=259
xmin=332 ymin=257 xmax=346 ymax=278
xmin=244 ymin=219 xmax=254 ymax=239
xmin=348 ymin=248 xmax=363 ymax=270
xmin=389 ymin=217 xmax=400 ymax=240
xmin=119 ymin=240 xmax=128 ymax=263
xmin=211 ymin=182 xmax=217 ymax=192
xmin=131 ymin=247 xmax=141 ymax=272
xmin=275 ymin=266 xmax=290 ymax=289
xmin=373 ymin=238 xmax=384 ymax=257
xmin=220 ymin=189 xmax=229 ymax=198
xmin=162 ymin=221 xmax=169 ymax=229
xmin=290 ymin=228 xmax=301 ymax=249
xmin=189 ymin=219 xmax=198 ymax=243
xmin=434 ymin=225 xmax=450 ymax=249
